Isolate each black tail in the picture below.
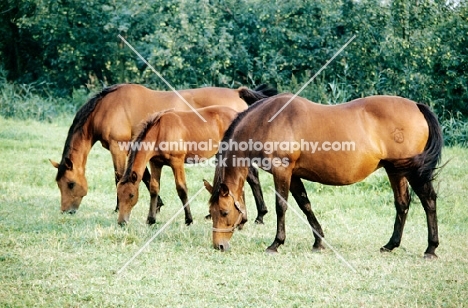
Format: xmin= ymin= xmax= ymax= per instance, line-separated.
xmin=415 ymin=103 xmax=444 ymax=182
xmin=238 ymin=84 xmax=278 ymax=105
xmin=387 ymin=103 xmax=443 ymax=184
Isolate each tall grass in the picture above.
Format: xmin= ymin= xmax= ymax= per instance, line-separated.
xmin=441 ymin=111 xmax=468 ymax=147
xmin=0 ymin=68 xmax=86 ymax=122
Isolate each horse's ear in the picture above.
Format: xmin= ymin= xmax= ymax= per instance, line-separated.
xmin=64 ymin=157 xmax=73 ymax=170
xmin=130 ymin=171 xmax=138 ymax=184
xmin=203 ymin=179 xmax=213 ymax=194
xmin=219 ymin=183 xmax=230 ymax=197
xmin=49 ymin=159 xmax=60 ymax=169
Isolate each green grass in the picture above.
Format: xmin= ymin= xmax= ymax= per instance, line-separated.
xmin=0 ymin=116 xmax=467 ymax=307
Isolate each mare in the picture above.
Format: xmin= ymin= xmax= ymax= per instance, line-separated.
xmin=204 ymin=94 xmax=443 ymax=258
xmin=50 ymin=83 xmax=276 ymax=216
xmin=117 ymin=106 xmax=241 ymax=225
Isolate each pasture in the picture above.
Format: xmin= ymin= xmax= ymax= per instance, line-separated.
xmin=0 ymin=116 xmax=467 ymax=307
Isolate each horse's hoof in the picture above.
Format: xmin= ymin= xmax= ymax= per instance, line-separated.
xmin=265 ymin=248 xmax=278 ymax=255
xmin=424 ymin=253 xmax=438 ymax=260
xmin=185 ymin=219 xmax=193 ymax=226
xmin=146 ymin=217 xmax=156 ymax=225
xmin=254 ymin=218 xmax=264 ymax=224
xmin=312 ymin=245 xmax=325 ymax=253
xmin=380 ymin=246 xmax=392 ymax=253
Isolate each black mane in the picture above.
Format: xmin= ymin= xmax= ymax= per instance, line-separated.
xmin=238 ymin=84 xmax=278 ymax=105
xmin=56 ymin=85 xmax=121 ymax=180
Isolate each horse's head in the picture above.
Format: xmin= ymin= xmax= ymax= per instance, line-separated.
xmin=50 ymin=158 xmax=88 ymax=214
xmin=116 ymin=171 xmax=140 ymax=225
xmin=204 ymin=180 xmax=246 ymax=251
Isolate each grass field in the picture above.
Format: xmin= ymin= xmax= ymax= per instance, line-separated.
xmin=0 ymin=116 xmax=467 ymax=307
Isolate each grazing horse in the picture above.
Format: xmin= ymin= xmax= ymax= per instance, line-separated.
xmin=117 ymin=106 xmax=241 ymax=225
xmin=204 ymin=94 xmax=443 ymax=259
xmin=50 ymin=83 xmax=275 ymax=216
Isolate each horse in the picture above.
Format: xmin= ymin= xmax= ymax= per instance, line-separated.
xmin=117 ymin=106 xmax=242 ymax=226
xmin=50 ymin=83 xmax=276 ymax=218
xmin=204 ymin=94 xmax=443 ymax=259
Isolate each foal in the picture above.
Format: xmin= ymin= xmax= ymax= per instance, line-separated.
xmin=117 ymin=106 xmax=238 ymax=225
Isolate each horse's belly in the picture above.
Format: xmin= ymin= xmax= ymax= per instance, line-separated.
xmin=292 ymin=167 xmax=362 ymax=185
xmin=292 ymin=153 xmax=381 ymax=185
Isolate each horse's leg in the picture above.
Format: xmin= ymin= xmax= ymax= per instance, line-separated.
xmin=246 ymin=166 xmax=268 ymax=224
xmin=170 ymin=158 xmax=193 ymax=226
xmin=381 ymin=173 xmax=411 ymax=253
xmin=142 ymin=167 xmax=164 ymax=211
xmin=110 ymin=146 xmax=128 ymax=212
xmin=146 ymin=163 xmax=162 ymax=225
xmin=266 ymin=171 xmax=291 ymax=253
xmin=236 ymin=189 xmax=248 ymax=230
xmin=407 ymin=178 xmax=439 ymax=259
xmin=289 ymin=176 xmax=325 ymax=251
xmin=114 ymin=170 xmax=120 ymax=212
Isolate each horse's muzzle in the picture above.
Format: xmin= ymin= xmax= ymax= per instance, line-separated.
xmin=118 ymin=213 xmax=130 ymax=226
xmin=214 ymin=240 xmax=231 ymax=251
xmin=62 ymin=209 xmax=77 ymax=214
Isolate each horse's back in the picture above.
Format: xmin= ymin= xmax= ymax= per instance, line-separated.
xmin=234 ymin=94 xmax=431 ymax=185
xmin=182 ymin=87 xmax=248 ymax=112
xmin=91 ymin=84 xmax=179 ymax=137
xmin=148 ymin=106 xmax=237 ymax=160
xmin=94 ymin=85 xmax=245 ymax=129
xmin=260 ymin=94 xmax=429 ymax=158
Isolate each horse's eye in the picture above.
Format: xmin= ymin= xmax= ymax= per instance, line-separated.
xmin=129 ymin=193 xmax=134 ymax=199
xmin=68 ymin=182 xmax=75 ymax=190
xmin=221 ymin=210 xmax=229 ymax=217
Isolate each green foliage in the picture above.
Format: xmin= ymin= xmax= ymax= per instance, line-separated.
xmin=0 ymin=0 xmax=466 ymax=116
xmin=431 ymin=3 xmax=468 ymax=114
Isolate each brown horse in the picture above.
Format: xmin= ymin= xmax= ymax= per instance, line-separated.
xmin=50 ymin=83 xmax=275 ymax=216
xmin=204 ymin=94 xmax=443 ymax=258
xmin=117 ymin=106 xmax=241 ymax=225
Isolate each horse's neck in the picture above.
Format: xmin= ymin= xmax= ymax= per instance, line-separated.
xmin=68 ymin=130 xmax=93 ymax=172
xmin=132 ymin=147 xmax=155 ymax=177
xmin=222 ymin=163 xmax=249 ymax=196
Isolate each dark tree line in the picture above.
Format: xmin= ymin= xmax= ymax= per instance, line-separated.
xmin=0 ymin=0 xmax=467 ymax=116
